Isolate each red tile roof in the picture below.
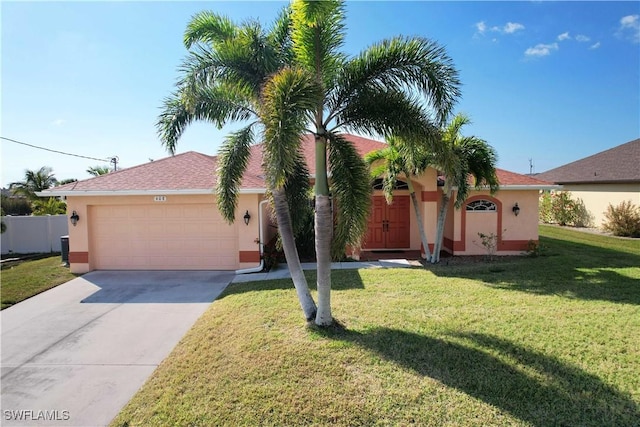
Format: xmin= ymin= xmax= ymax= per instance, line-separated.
xmin=536 ymin=138 xmax=640 ymax=184
xmin=51 ymin=151 xmax=218 ymax=192
xmin=44 ymin=134 xmax=550 ymax=194
xmin=495 ymin=168 xmax=551 ymax=186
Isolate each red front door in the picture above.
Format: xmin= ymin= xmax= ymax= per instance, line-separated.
xmin=365 ymin=196 xmax=410 ymax=249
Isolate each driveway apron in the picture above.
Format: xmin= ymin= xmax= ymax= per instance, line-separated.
xmin=1 ymin=270 xmax=233 ymax=427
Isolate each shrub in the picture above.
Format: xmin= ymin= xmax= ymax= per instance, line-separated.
xmin=525 ymin=239 xmax=546 ymax=257
xmin=1 ymin=195 xmax=32 ymax=216
xmin=602 ymin=201 xmax=640 ymax=237
xmin=539 ymin=191 xmax=593 ymax=227
xmin=263 ymin=236 xmax=285 ymax=272
xmin=538 ymin=191 xmax=553 ymax=224
xmin=477 ymin=232 xmax=499 ymax=259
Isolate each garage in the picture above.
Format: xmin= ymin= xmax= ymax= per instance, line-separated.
xmin=89 ymin=203 xmax=238 ymax=270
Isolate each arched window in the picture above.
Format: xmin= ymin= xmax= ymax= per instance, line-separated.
xmin=372 ymin=178 xmax=408 ymax=190
xmin=466 ymin=199 xmax=497 ymax=212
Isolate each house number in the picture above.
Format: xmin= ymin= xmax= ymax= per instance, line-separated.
xmin=154 ymin=196 xmax=167 ymax=202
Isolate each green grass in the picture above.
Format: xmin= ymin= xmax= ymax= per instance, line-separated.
xmin=112 ymin=225 xmax=640 ymax=426
xmin=1 ymin=255 xmax=78 ymax=309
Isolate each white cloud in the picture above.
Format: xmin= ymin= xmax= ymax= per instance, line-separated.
xmin=525 ymin=43 xmax=559 ymax=57
xmin=617 ymin=14 xmax=640 ymax=43
xmin=557 ymin=32 xmax=571 ymax=41
xmin=621 ymin=14 xmax=639 ymax=27
xmin=51 ymin=119 xmax=65 ymax=126
xmin=589 ymin=42 xmax=601 ymax=50
xmin=503 ymin=22 xmax=525 ymax=34
xmin=575 ymin=34 xmax=590 ymax=42
xmin=475 ymin=21 xmax=524 ymax=36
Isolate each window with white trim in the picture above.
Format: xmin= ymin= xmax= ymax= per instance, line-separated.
xmin=466 ymin=199 xmax=497 ymax=212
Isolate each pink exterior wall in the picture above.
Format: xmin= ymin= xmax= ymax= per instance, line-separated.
xmin=452 ymin=189 xmax=539 ymax=256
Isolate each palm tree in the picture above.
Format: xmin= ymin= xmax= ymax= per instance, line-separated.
xmin=431 ymin=113 xmax=499 ymax=263
xmin=157 ymin=8 xmax=318 ymax=321
xmin=365 ymin=135 xmax=435 ymax=263
xmin=87 ymin=165 xmax=110 ymax=176
xmin=275 ymin=0 xmax=461 ymax=325
xmin=9 ymin=167 xmax=58 ymax=201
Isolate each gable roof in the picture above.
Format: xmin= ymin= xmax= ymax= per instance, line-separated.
xmin=494 ymin=168 xmax=552 ymax=188
xmin=41 ymin=134 xmax=551 ymax=196
xmin=536 ymin=138 xmax=640 ymax=184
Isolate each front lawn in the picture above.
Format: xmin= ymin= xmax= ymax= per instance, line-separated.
xmin=112 ymin=225 xmax=640 ymax=426
xmin=1 ymin=254 xmax=77 ymax=309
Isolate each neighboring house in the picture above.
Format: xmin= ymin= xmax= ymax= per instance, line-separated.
xmin=41 ymin=134 xmax=554 ymax=274
xmin=536 ymin=138 xmax=640 ymax=227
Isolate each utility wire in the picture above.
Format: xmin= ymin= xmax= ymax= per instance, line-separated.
xmin=1 ymin=136 xmax=112 ymax=163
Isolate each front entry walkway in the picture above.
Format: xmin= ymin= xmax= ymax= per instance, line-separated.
xmin=1 ymin=270 xmax=233 ymax=427
xmin=232 ymin=259 xmax=422 ymax=283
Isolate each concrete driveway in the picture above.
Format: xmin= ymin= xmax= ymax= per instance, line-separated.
xmin=1 ymin=270 xmax=233 ymax=427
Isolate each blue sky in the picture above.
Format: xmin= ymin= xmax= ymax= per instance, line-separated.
xmin=2 ymin=1 xmax=639 ymax=187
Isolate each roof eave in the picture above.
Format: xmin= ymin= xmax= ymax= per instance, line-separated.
xmin=37 ymin=188 xmax=267 ymax=197
xmin=459 ymin=184 xmax=561 ymax=191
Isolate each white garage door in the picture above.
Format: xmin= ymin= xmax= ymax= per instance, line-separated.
xmin=89 ymin=204 xmax=238 ymax=270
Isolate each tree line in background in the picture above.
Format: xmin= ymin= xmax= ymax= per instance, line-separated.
xmin=1 ymin=165 xmax=111 ymax=217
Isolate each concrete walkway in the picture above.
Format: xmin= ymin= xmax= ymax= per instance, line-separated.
xmin=232 ymin=259 xmax=420 ymax=283
xmin=1 ymin=270 xmax=233 ymax=427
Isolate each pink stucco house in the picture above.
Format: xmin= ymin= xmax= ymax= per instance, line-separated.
xmin=42 ymin=134 xmax=554 ymax=273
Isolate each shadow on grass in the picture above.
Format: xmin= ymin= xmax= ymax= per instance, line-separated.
xmin=218 ymin=269 xmax=365 ymax=300
xmin=432 ymin=236 xmax=640 ymax=305
xmin=316 ymin=325 xmax=639 ymax=427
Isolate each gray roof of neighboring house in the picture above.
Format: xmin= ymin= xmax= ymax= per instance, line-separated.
xmin=536 ymin=138 xmax=640 ymax=184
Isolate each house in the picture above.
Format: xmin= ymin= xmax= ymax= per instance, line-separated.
xmin=41 ymin=134 xmax=555 ymax=274
xmin=536 ymin=138 xmax=640 ymax=227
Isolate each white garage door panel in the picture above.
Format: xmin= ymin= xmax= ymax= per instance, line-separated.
xmin=90 ymin=204 xmax=238 ymax=270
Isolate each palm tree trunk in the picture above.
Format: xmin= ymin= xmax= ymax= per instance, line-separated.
xmin=432 ymin=189 xmax=452 ymax=263
xmin=272 ymin=188 xmax=317 ymax=321
xmin=406 ymin=179 xmax=431 ymax=263
xmin=314 ymin=194 xmax=333 ymax=326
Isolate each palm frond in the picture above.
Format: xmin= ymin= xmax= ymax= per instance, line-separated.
xmin=284 ymin=153 xmax=313 ymax=237
xmin=335 ymin=87 xmax=439 ymax=144
xmin=260 ymin=66 xmax=320 ymax=189
xmin=157 ymin=86 xmax=255 ymax=154
xmin=268 ymin=5 xmax=294 ymax=66
xmin=184 ymin=11 xmax=236 ymax=49
xmin=290 ymin=0 xmax=346 ymax=89
xmin=216 ymin=125 xmax=256 ymax=223
xmin=328 ymin=133 xmax=372 ymax=259
xmin=329 ymin=36 xmax=461 ymax=125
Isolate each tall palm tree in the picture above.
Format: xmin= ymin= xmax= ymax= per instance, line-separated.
xmin=365 ymin=135 xmax=435 ymax=263
xmin=431 ymin=113 xmax=499 ymax=263
xmin=157 ymin=8 xmax=318 ymax=321
xmin=10 ymin=167 xmax=58 ymax=201
xmin=274 ymin=0 xmax=461 ymax=325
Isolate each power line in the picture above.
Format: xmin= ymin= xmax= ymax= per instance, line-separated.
xmin=1 ymin=136 xmax=112 ymax=163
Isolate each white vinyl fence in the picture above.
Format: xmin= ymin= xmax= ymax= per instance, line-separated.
xmin=1 ymin=215 xmax=69 ymax=254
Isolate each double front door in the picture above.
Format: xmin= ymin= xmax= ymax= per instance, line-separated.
xmin=365 ymin=196 xmax=410 ymax=249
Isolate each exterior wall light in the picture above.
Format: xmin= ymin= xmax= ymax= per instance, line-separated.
xmin=243 ymin=210 xmax=251 ymax=225
xmin=70 ymin=210 xmax=80 ymax=226
xmin=512 ymin=203 xmax=520 ymax=217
